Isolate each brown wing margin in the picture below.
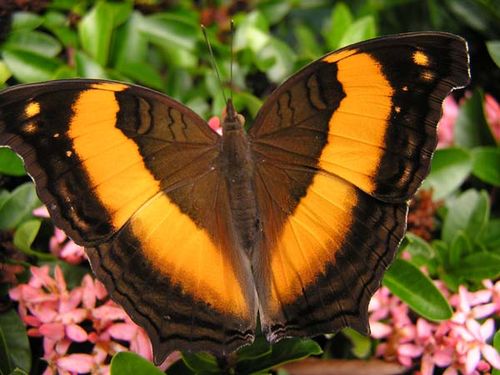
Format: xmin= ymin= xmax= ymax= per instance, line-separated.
xmin=0 ymin=80 xmax=256 ymax=363
xmin=249 ymin=33 xmax=470 ymax=342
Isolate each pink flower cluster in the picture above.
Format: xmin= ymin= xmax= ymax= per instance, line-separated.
xmin=8 ymin=265 xmax=177 ymax=375
xmin=33 ymin=207 xmax=86 ymax=265
xmin=437 ymin=93 xmax=500 ymax=148
xmin=369 ymin=281 xmax=500 ymax=375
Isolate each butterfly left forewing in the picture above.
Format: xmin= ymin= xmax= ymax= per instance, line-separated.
xmin=249 ymin=32 xmax=470 ymax=342
xmin=0 ymin=80 xmax=257 ymax=363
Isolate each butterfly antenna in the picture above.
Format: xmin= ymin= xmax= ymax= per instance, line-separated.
xmin=230 ymin=19 xmax=234 ymax=101
xmin=201 ymin=24 xmax=227 ymax=104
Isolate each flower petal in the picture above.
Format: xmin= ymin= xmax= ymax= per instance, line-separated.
xmin=465 ymin=346 xmax=481 ymax=374
xmin=57 ymin=353 xmax=94 ymax=373
xmin=66 ymin=324 xmax=88 ymax=342
xmin=482 ymin=344 xmax=500 ymax=369
xmin=108 ymin=323 xmax=137 ymax=341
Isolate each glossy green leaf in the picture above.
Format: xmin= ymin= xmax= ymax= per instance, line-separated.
xmin=75 ymin=51 xmax=109 ymax=79
xmin=0 ymin=183 xmax=40 ymax=230
xmin=13 ymin=219 xmax=54 ymax=261
xmin=422 ymin=147 xmax=472 ymax=200
xmin=234 ymin=11 xmax=270 ymax=52
xmin=116 ymin=62 xmax=164 ymax=91
xmin=457 ymin=252 xmax=500 ymax=281
xmin=78 ymin=2 xmax=132 ymax=66
xmin=11 ymin=12 xmax=43 ymax=31
xmin=42 ymin=11 xmax=78 ymax=47
xmin=342 ymin=328 xmax=371 ymax=359
xmin=494 ymin=330 xmax=500 ymax=375
xmin=235 ymin=338 xmax=322 ymax=374
xmin=471 ymin=147 xmax=500 ymax=186
xmin=0 ymin=310 xmax=31 ymax=374
xmin=405 ymin=233 xmax=435 ymax=259
xmin=383 ymin=259 xmax=452 ymax=321
xmin=442 ymin=189 xmax=489 ymax=244
xmin=338 ymin=16 xmax=376 ymax=48
xmin=325 ymin=2 xmax=353 ymax=50
xmin=0 ymin=60 xmax=11 ymax=85
xmin=257 ymin=38 xmax=296 ymax=83
xmin=0 ymin=324 xmax=12 ymax=375
xmin=449 ymin=231 xmax=469 ymax=266
xmin=110 ymin=352 xmax=164 ymax=375
xmin=478 ymin=219 xmax=500 ymax=251
xmin=2 ymin=30 xmax=62 ymax=58
xmin=0 ymin=148 xmax=26 ymax=176
xmin=257 ymin=0 xmax=291 ymax=24
xmin=112 ymin=12 xmax=148 ymax=69
xmin=454 ymin=90 xmax=496 ymax=149
xmin=139 ymin=14 xmax=199 ymax=52
xmin=181 ymin=352 xmax=219 ymax=374
xmin=2 ymin=50 xmax=61 ymax=83
xmin=294 ymin=23 xmax=322 ymax=60
xmin=486 ymin=41 xmax=500 ymax=68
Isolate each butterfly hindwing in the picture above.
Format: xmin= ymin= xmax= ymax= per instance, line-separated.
xmin=0 ymin=80 xmax=256 ymax=361
xmin=249 ymin=32 xmax=470 ymax=341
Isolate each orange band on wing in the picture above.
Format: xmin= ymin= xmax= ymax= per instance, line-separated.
xmin=321 ymin=52 xmax=394 ymax=194
xmin=130 ymin=194 xmax=248 ymax=317
xmin=270 ymin=173 xmax=357 ymax=311
xmin=68 ymin=88 xmax=247 ymax=317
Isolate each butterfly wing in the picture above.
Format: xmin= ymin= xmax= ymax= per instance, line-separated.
xmin=248 ymin=33 xmax=469 ymax=341
xmin=0 ymin=80 xmax=256 ymax=362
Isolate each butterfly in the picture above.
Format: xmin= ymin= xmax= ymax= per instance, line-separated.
xmin=0 ymin=32 xmax=470 ymax=364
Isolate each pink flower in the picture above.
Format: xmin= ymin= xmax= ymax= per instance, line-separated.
xmin=8 ymin=266 xmax=174 ymax=373
xmin=208 ymin=116 xmax=222 ymax=135
xmin=33 ymin=206 xmax=86 ymax=264
xmin=484 ymin=93 xmax=500 ymax=141
xmin=437 ymin=95 xmax=460 ymax=148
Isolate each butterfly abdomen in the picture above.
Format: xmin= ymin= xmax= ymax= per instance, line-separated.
xmin=220 ymin=105 xmax=262 ymax=255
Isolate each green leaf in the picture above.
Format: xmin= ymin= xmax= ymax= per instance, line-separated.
xmin=139 ymin=13 xmax=199 ymax=52
xmin=422 ymin=148 xmax=472 ymax=200
xmin=8 ymin=368 xmax=29 ymax=375
xmin=342 ymin=328 xmax=371 ymax=359
xmin=454 ymin=90 xmax=496 ymax=149
xmin=383 ymin=259 xmax=452 ymax=321
xmin=294 ymin=23 xmax=322 ymax=60
xmin=478 ymin=219 xmax=500 ymax=251
xmin=486 ymin=41 xmax=500 ymax=68
xmin=13 ymin=219 xmax=54 ymax=261
xmin=471 ymin=147 xmax=500 ymax=186
xmin=237 ymin=336 xmax=272 ymax=361
xmin=257 ymin=38 xmax=296 ymax=83
xmin=0 ymin=183 xmax=40 ymax=230
xmin=457 ymin=252 xmax=500 ymax=281
xmin=112 ymin=12 xmax=148 ymax=69
xmin=404 ymin=233 xmax=435 ymax=260
xmin=116 ymin=62 xmax=164 ymax=91
xmin=449 ymin=231 xmax=469 ymax=266
xmin=78 ymin=2 xmax=133 ymax=66
xmin=442 ymin=189 xmax=489 ymax=244
xmin=75 ymin=51 xmax=109 ymax=79
xmin=0 ymin=310 xmax=31 ymax=373
xmin=110 ymin=352 xmax=164 ymax=375
xmin=337 ymin=16 xmax=376 ymax=48
xmin=233 ymin=92 xmax=263 ymax=120
xmin=2 ymin=49 xmax=61 ymax=83
xmin=257 ymin=0 xmax=291 ymax=24
xmin=2 ymin=30 xmax=62 ymax=58
xmin=234 ymin=11 xmax=270 ymax=52
xmin=42 ymin=11 xmax=78 ymax=47
xmin=494 ymin=330 xmax=500 ymax=375
xmin=11 ymin=12 xmax=43 ymax=31
xmin=0 ymin=324 xmax=12 ymax=375
xmin=0 ymin=148 xmax=26 ymax=176
xmin=325 ymin=2 xmax=353 ymax=50
xmin=235 ymin=338 xmax=322 ymax=374
xmin=181 ymin=352 xmax=219 ymax=374
xmin=0 ymin=60 xmax=12 ymax=85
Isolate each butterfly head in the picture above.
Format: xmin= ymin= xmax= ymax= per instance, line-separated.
xmin=222 ymin=99 xmax=245 ymax=132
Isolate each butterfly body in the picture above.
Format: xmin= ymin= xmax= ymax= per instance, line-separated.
xmin=0 ymin=32 xmax=470 ymax=364
xmin=219 ymin=100 xmax=261 ymax=255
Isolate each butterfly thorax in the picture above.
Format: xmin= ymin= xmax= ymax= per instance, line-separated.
xmin=220 ymin=100 xmax=261 ymax=255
